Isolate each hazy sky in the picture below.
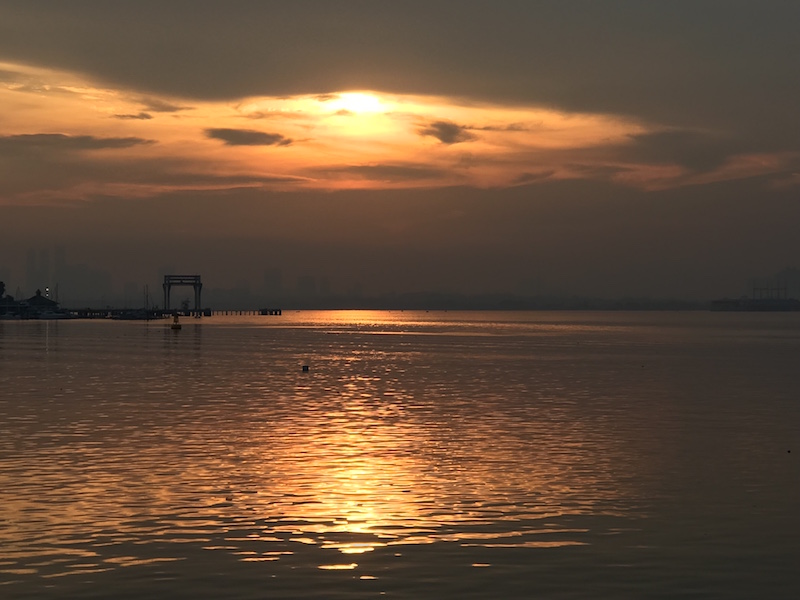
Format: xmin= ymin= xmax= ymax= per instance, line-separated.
xmin=1 ymin=1 xmax=799 ymax=302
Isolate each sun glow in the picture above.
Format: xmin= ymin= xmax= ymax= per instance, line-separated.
xmin=326 ymin=92 xmax=387 ymax=114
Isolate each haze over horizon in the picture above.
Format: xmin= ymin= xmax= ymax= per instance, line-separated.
xmin=2 ymin=1 xmax=799 ymax=305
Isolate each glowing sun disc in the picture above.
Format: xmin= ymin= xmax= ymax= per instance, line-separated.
xmin=329 ymin=92 xmax=385 ymax=114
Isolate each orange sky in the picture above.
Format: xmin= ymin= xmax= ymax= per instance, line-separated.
xmin=3 ymin=60 xmax=795 ymax=206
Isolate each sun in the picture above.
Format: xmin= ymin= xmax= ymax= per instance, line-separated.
xmin=326 ymin=92 xmax=386 ymax=114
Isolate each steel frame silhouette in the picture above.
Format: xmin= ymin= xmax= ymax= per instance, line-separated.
xmin=162 ymin=275 xmax=202 ymax=316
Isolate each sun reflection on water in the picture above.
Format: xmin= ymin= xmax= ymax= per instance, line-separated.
xmin=0 ymin=313 xmax=651 ymax=585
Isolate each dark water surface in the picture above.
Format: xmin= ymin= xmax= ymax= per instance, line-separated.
xmin=1 ymin=311 xmax=798 ymax=598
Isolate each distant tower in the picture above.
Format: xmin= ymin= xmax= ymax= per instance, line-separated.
xmin=39 ymin=248 xmax=51 ymax=289
xmin=263 ymin=267 xmax=283 ymax=296
xmin=25 ymin=249 xmax=36 ymax=294
xmin=54 ymin=245 xmax=66 ymax=283
xmin=25 ymin=247 xmax=52 ymax=293
xmin=296 ymin=275 xmax=317 ymax=297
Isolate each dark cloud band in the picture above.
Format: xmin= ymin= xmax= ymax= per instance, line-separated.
xmin=419 ymin=121 xmax=476 ymax=145
xmin=205 ymin=128 xmax=292 ymax=146
xmin=0 ymin=133 xmax=153 ymax=151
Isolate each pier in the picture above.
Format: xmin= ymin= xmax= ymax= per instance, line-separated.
xmin=206 ymin=308 xmax=283 ymax=316
xmin=61 ymin=307 xmax=282 ymax=319
xmin=4 ymin=272 xmax=282 ymax=320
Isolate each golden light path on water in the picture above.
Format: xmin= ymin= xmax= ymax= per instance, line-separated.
xmin=0 ymin=311 xmax=649 ymax=583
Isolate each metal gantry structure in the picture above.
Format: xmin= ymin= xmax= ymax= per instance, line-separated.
xmin=162 ymin=275 xmax=203 ymax=316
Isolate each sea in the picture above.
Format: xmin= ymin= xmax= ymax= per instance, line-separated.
xmin=1 ymin=311 xmax=798 ymax=599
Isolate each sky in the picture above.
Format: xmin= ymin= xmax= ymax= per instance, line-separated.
xmin=1 ymin=1 xmax=799 ymax=305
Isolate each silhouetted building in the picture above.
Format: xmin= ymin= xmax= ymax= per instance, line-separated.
xmin=26 ymin=289 xmax=59 ymax=310
xmin=0 ymin=295 xmax=18 ymax=316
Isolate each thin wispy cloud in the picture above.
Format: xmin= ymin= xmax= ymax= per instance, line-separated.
xmin=419 ymin=120 xmax=476 ymax=144
xmin=113 ymin=112 xmax=153 ymax=120
xmin=139 ymin=97 xmax=189 ymax=113
xmin=205 ymin=128 xmax=293 ymax=146
xmin=620 ymin=130 xmax=740 ymax=172
xmin=315 ymin=163 xmax=448 ymax=182
xmin=0 ymin=133 xmax=154 ymax=151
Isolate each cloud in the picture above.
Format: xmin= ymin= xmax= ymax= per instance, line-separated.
xmin=242 ymin=110 xmax=307 ymax=120
xmin=2 ymin=3 xmax=799 ymax=172
xmin=419 ymin=120 xmax=476 ymax=144
xmin=619 ymin=131 xmax=743 ymax=172
xmin=114 ymin=112 xmax=153 ymax=120
xmin=0 ymin=149 xmax=309 ymax=205
xmin=1 ymin=2 xmax=798 ymax=150
xmin=0 ymin=133 xmax=154 ymax=152
xmin=139 ymin=97 xmax=189 ymax=113
xmin=158 ymin=172 xmax=307 ymax=187
xmin=477 ymin=122 xmax=533 ymax=132
xmin=566 ymin=163 xmax=630 ymax=178
xmin=512 ymin=171 xmax=555 ymax=185
xmin=316 ymin=163 xmax=448 ymax=182
xmin=0 ymin=68 xmax=25 ymax=83
xmin=205 ymin=128 xmax=293 ymax=146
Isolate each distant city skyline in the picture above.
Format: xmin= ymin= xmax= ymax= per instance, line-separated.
xmin=2 ymin=241 xmax=799 ymax=309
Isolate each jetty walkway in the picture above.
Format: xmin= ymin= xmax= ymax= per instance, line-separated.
xmin=63 ymin=308 xmax=282 ymax=320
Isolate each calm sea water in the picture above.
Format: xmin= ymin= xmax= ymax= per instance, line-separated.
xmin=1 ymin=311 xmax=798 ymax=599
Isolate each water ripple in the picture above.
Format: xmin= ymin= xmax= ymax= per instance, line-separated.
xmin=2 ymin=312 xmax=798 ymax=598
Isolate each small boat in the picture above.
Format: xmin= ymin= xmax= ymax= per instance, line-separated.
xmin=170 ymin=314 xmax=182 ymax=330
